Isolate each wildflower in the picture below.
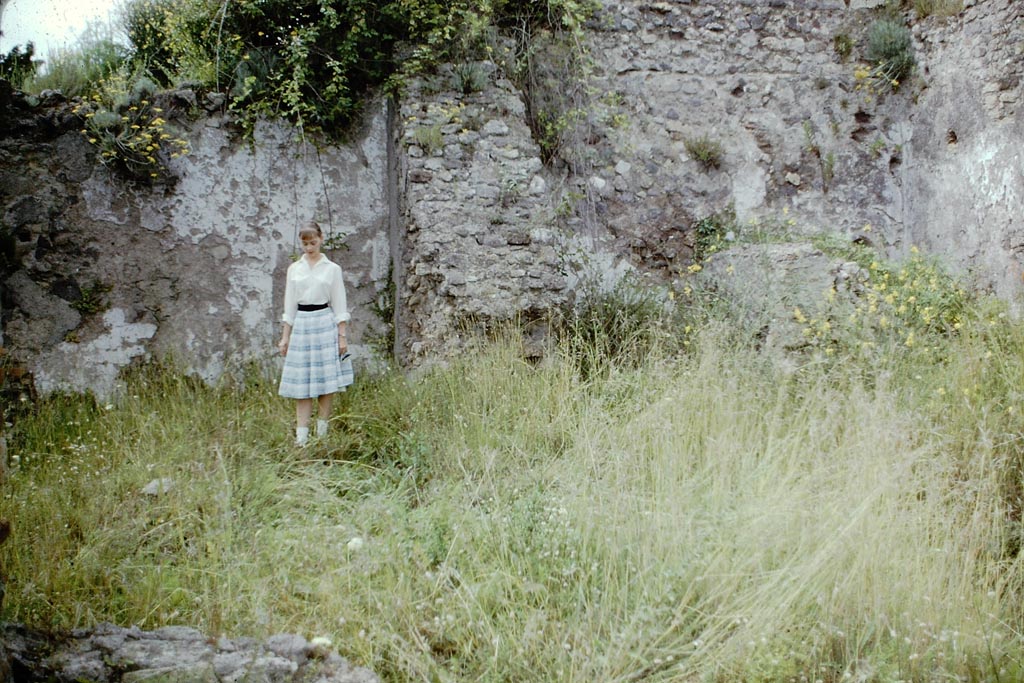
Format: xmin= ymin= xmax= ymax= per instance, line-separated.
xmin=910 ymin=245 xmax=919 ymax=254
xmin=793 ymin=307 xmax=807 ymax=323
xmin=347 ymin=536 xmax=365 ymax=552
xmin=687 ymin=264 xmax=702 ymax=273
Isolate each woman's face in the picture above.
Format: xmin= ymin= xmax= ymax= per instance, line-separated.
xmin=300 ymin=232 xmax=323 ymax=257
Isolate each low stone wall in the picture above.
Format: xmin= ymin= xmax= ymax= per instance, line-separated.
xmin=1 ymin=623 xmax=378 ymax=683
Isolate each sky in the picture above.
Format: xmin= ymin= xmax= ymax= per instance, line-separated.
xmin=0 ymin=0 xmax=121 ymax=59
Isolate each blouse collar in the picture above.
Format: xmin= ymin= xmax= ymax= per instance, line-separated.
xmin=301 ymin=254 xmax=329 ymax=268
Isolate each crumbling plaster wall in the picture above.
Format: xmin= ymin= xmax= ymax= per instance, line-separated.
xmin=1 ymin=97 xmax=391 ymax=397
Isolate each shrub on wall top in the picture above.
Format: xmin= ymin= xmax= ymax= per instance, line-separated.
xmin=865 ymin=18 xmax=916 ymax=86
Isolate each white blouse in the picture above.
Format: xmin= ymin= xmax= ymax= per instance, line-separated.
xmin=281 ymin=255 xmax=350 ymax=326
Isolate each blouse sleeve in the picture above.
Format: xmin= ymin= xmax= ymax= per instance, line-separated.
xmin=281 ymin=264 xmax=298 ymax=326
xmin=330 ymin=263 xmax=350 ymax=323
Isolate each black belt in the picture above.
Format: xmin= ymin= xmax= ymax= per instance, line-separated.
xmin=297 ymin=303 xmax=329 ymax=311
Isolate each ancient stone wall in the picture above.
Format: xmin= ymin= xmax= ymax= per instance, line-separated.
xmin=0 ymin=0 xmax=1021 ymax=394
xmin=0 ymin=92 xmax=392 ymax=397
xmin=397 ymin=66 xmax=575 ymax=363
xmin=901 ymin=0 xmax=1024 ymax=302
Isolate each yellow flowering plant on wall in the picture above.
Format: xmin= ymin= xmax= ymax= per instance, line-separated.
xmin=794 ymin=245 xmax=970 ymax=361
xmin=73 ymin=73 xmax=191 ymax=183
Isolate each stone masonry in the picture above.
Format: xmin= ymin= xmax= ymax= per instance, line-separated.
xmin=0 ymin=0 xmax=1021 ymax=394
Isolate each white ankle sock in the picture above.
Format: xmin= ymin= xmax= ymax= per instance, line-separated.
xmin=316 ymin=419 xmax=329 ymax=437
xmin=296 ymin=427 xmax=309 ymax=445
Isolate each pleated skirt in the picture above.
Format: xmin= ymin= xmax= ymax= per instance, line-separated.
xmin=278 ymin=308 xmax=354 ymax=399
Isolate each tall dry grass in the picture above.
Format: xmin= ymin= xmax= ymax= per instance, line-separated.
xmin=3 ymin=309 xmax=1023 ymax=681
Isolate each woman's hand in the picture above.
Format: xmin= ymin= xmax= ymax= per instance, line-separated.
xmin=278 ymin=338 xmax=289 ymax=356
xmin=338 ymin=333 xmax=348 ymax=356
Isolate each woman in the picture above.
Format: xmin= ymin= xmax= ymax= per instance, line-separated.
xmin=278 ymin=221 xmax=354 ymax=445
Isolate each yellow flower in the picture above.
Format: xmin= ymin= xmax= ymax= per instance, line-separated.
xmin=687 ymin=264 xmax=702 ymax=273
xmin=910 ymin=245 xmax=919 ymax=254
xmin=793 ymin=307 xmax=807 ymax=323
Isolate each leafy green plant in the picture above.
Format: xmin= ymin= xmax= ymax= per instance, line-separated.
xmin=792 ymin=246 xmax=969 ymax=360
xmin=561 ymin=277 xmax=671 ymax=378
xmin=692 ymin=207 xmax=736 ymax=262
xmin=70 ymin=281 xmax=112 ymax=314
xmin=802 ymin=120 xmax=819 ymax=155
xmin=833 ymin=33 xmax=854 ymax=61
xmin=684 ymin=134 xmax=724 ymax=170
xmin=869 ymin=136 xmax=887 ymax=158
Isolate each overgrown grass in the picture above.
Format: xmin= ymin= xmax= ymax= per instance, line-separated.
xmin=20 ymin=27 xmax=127 ymax=99
xmin=4 ymin=279 xmax=1024 ymax=681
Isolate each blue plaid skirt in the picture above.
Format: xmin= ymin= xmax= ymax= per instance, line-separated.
xmin=278 ymin=308 xmax=354 ymax=399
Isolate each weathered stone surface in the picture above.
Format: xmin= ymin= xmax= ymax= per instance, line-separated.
xmin=398 ymin=68 xmax=574 ymax=363
xmin=1 ymin=99 xmax=392 ymax=396
xmin=0 ymin=0 xmax=1022 ymax=392
xmin=899 ymin=0 xmax=1024 ymax=305
xmin=699 ymin=242 xmax=867 ymax=350
xmin=1 ymin=623 xmax=379 ymax=683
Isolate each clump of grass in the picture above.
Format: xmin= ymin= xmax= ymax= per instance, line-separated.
xmin=4 ymin=259 xmax=1024 ymax=682
xmin=914 ymin=0 xmax=963 ymax=19
xmin=863 ymin=18 xmax=916 ymax=89
xmin=410 ymin=123 xmax=444 ymax=155
xmin=22 ymin=26 xmax=127 ymax=98
xmin=684 ymin=134 xmax=724 ymax=170
xmin=451 ymin=62 xmax=489 ymax=94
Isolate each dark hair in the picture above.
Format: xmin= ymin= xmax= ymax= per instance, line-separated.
xmin=298 ymin=221 xmax=323 ymax=240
